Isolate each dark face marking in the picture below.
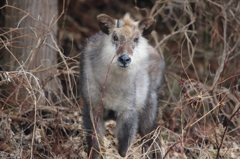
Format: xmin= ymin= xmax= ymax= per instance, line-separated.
xmin=111 ymin=30 xmax=140 ymax=56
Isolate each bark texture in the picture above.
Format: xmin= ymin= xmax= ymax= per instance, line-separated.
xmin=2 ymin=0 xmax=61 ymax=104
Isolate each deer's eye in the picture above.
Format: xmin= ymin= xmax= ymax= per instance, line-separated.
xmin=113 ymin=35 xmax=118 ymax=41
xmin=134 ymin=38 xmax=138 ymax=43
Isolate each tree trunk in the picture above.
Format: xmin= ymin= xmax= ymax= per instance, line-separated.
xmin=2 ymin=0 xmax=62 ymax=104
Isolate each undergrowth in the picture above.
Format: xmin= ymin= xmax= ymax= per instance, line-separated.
xmin=0 ymin=0 xmax=240 ymax=158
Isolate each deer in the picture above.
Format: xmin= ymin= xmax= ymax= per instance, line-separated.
xmin=80 ymin=13 xmax=165 ymax=159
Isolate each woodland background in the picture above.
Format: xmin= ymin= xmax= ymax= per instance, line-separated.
xmin=0 ymin=0 xmax=240 ymax=158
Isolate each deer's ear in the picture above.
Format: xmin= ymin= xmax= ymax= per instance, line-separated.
xmin=97 ymin=14 xmax=115 ymax=35
xmin=138 ymin=18 xmax=156 ymax=36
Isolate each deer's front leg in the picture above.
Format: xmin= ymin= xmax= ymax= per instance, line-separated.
xmin=115 ymin=109 xmax=138 ymax=157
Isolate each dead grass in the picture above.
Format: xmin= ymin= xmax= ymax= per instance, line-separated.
xmin=0 ymin=0 xmax=240 ymax=158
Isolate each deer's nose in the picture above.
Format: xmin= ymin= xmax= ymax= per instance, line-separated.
xmin=118 ymin=54 xmax=131 ymax=67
